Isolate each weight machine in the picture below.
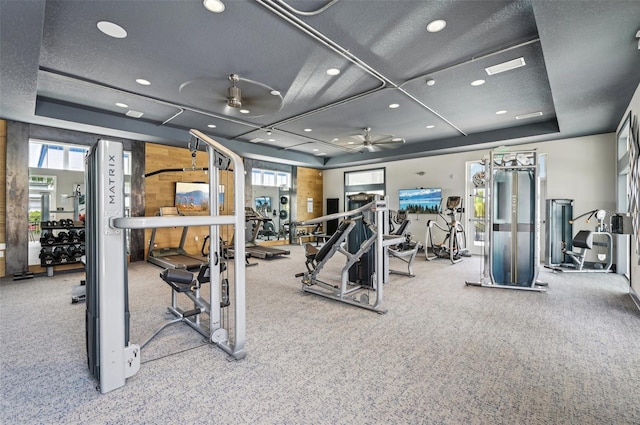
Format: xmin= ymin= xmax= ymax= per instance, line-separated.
xmin=546 ymin=207 xmax=614 ymax=273
xmin=425 ymin=196 xmax=469 ymax=264
xmin=294 ymin=196 xmax=405 ymax=313
xmin=85 ymin=129 xmax=246 ymax=394
xmin=466 ymin=150 xmax=546 ymax=291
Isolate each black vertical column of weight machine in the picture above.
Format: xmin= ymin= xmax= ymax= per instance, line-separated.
xmin=545 ymin=199 xmax=573 ymax=266
xmin=347 ymin=193 xmax=375 ymax=286
xmin=326 ymin=198 xmax=339 ymax=236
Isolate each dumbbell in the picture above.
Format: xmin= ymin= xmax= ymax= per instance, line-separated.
xmin=39 ymin=249 xmax=55 ymax=265
xmin=67 ymin=245 xmax=82 ymax=260
xmin=56 ymin=231 xmax=69 ymax=244
xmin=53 ymin=246 xmax=69 ymax=263
xmin=68 ymin=229 xmax=79 ymax=243
xmin=40 ymin=232 xmax=56 ymax=246
xmin=78 ymin=229 xmax=85 ymax=242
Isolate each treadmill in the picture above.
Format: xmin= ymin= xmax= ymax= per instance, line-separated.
xmin=243 ymin=207 xmax=290 ymax=259
xmin=147 ymin=207 xmax=208 ymax=271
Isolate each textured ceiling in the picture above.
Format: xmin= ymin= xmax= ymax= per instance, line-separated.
xmin=1 ymin=0 xmax=639 ymax=168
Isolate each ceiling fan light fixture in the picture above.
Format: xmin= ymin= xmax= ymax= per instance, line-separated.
xmin=227 ymin=74 xmax=242 ymax=108
xmin=203 ymin=0 xmax=225 ymax=13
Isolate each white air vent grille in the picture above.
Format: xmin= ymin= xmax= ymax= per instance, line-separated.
xmin=125 ymin=110 xmax=144 ymax=118
xmin=515 ymin=111 xmax=543 ymax=120
xmin=485 ymin=57 xmax=526 ymax=75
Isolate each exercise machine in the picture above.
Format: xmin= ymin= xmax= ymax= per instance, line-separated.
xmin=425 ymin=196 xmax=469 ymax=264
xmin=85 ymin=129 xmax=246 ymax=394
xmin=386 ymin=210 xmax=422 ymax=277
xmin=294 ymin=196 xmax=405 ymax=313
xmin=544 ymin=199 xmax=574 ymax=267
xmin=466 ymin=150 xmax=546 ymax=291
xmin=147 ymin=206 xmax=208 ymax=271
xmin=547 ymin=208 xmax=613 ymax=272
xmin=140 ymin=262 xmax=231 ymax=352
xmin=243 ymin=207 xmax=290 ymax=259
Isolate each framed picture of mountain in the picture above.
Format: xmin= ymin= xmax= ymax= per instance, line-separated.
xmin=175 ymin=182 xmax=210 ymax=213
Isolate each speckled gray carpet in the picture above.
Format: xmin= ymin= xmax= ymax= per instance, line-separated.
xmin=1 ymin=245 xmax=639 ymax=424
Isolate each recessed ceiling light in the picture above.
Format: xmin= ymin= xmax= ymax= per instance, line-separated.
xmin=313 ymin=148 xmax=319 ymax=152
xmin=389 ymin=103 xmax=400 ymax=109
xmin=391 ymin=137 xmax=404 ymax=143
xmin=426 ymin=125 xmax=435 ymax=129
xmin=239 ymin=109 xmax=250 ymax=114
xmin=136 ymin=78 xmax=151 ymax=86
xmin=270 ymin=90 xmax=280 ymax=96
xmin=496 ymin=110 xmax=507 ymax=115
xmin=203 ymin=0 xmax=225 ymax=13
xmin=426 ymin=78 xmax=435 ymax=86
xmin=326 ymin=68 xmax=340 ymax=76
xmin=304 ymin=128 xmax=312 ymax=132
xmin=97 ymin=21 xmax=127 ymax=38
xmin=115 ymin=102 xmax=128 ymax=108
xmin=347 ymin=141 xmax=355 ymax=145
xmin=268 ymin=138 xmax=275 ymax=142
xmin=331 ymin=138 xmax=339 ymax=142
xmin=249 ymin=137 xmax=263 ymax=143
xmin=485 ymin=57 xmax=526 ymax=75
xmin=426 ymin=19 xmax=446 ymax=33
xmin=315 ymin=152 xmax=326 ymax=156
xmin=471 ymin=79 xmax=485 ymax=86
xmin=516 ymin=111 xmax=543 ymax=120
xmin=207 ymin=124 xmax=217 ymax=128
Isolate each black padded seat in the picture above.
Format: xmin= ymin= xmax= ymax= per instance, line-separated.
xmin=160 ymin=268 xmax=194 ymax=293
xmin=571 ymin=230 xmax=593 ymax=249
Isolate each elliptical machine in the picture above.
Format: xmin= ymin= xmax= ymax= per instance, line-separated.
xmin=425 ymin=196 xmax=469 ymax=264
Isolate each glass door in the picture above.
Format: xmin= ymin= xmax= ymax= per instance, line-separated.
xmin=466 ymin=161 xmax=486 ymax=255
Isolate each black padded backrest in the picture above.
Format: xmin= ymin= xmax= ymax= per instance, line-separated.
xmin=393 ymin=220 xmax=409 ymax=236
xmin=572 ymin=230 xmax=593 ymax=249
xmin=315 ymin=220 xmax=351 ymax=263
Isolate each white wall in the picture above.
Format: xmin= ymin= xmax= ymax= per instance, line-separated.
xmin=617 ymin=83 xmax=640 ymax=296
xmin=323 ymin=133 xmax=616 ymax=252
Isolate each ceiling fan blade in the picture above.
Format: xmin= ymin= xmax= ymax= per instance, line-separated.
xmin=373 ymin=138 xmax=405 ymax=145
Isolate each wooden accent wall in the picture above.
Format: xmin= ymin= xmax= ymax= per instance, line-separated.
xmin=0 ymin=120 xmax=6 ymax=277
xmin=144 ymin=143 xmax=234 ymax=259
xmin=296 ymin=167 xmax=323 ymax=224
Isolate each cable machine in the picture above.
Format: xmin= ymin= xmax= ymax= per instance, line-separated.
xmin=466 ymin=150 xmax=545 ymax=291
xmin=85 ymin=129 xmax=246 ymax=394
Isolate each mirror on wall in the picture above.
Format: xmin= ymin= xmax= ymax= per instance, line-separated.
xmin=250 ymin=166 xmax=291 ymax=243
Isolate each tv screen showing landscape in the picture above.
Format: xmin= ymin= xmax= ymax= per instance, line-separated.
xmin=399 ymin=188 xmax=442 ymax=214
xmin=175 ymin=182 xmax=209 ymax=213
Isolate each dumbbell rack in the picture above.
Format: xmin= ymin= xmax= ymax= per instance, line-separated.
xmin=39 ymin=219 xmax=85 ymax=277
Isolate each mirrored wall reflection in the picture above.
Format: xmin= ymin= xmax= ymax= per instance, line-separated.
xmin=27 ymin=140 xmax=132 ymax=266
xmin=246 ymin=159 xmax=293 ymax=244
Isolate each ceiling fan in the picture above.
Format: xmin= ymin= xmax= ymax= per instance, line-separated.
xmin=179 ymin=73 xmax=283 ymax=117
xmin=350 ymin=127 xmax=405 ymax=152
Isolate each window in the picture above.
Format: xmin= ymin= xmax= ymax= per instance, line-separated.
xmin=344 ymin=168 xmax=385 ymax=210
xmin=252 ymin=168 xmax=291 ymax=188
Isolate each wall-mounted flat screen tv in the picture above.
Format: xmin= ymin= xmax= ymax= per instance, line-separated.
xmin=255 ymin=196 xmax=272 ymax=212
xmin=399 ymin=188 xmax=442 ymax=214
xmin=175 ymin=182 xmax=209 ymax=213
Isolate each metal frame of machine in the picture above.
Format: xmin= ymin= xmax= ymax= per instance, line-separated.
xmin=85 ymin=129 xmax=247 ymax=394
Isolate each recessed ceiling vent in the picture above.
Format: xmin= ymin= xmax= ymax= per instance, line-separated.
xmin=485 ymin=57 xmax=526 ymax=75
xmin=515 ymin=111 xmax=543 ymax=120
xmin=125 ymin=110 xmax=144 ymax=118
